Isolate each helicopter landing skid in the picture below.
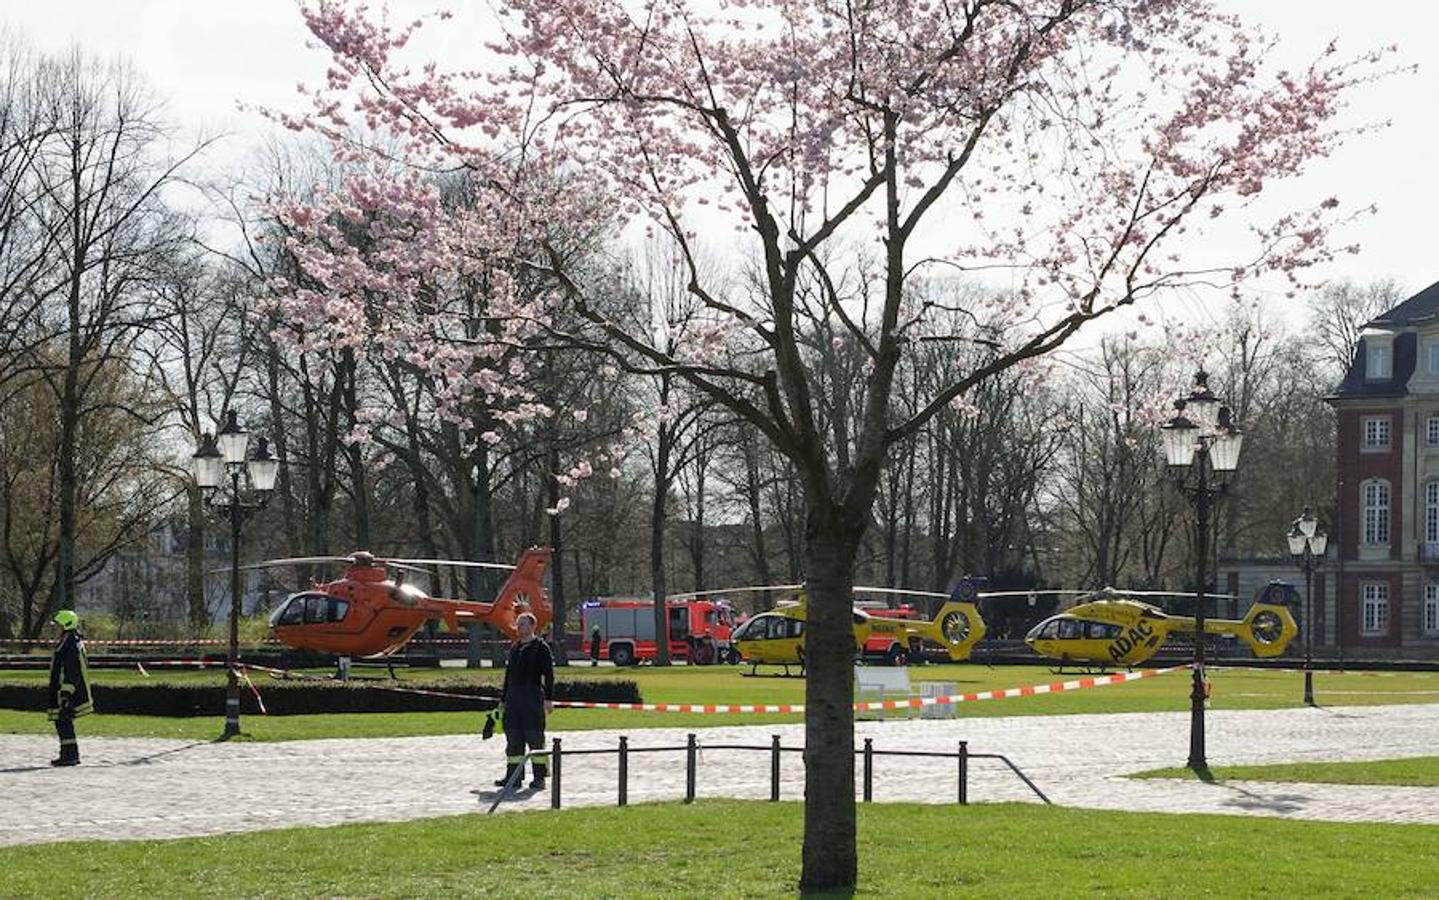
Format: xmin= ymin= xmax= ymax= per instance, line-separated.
xmin=742 ymin=663 xmax=804 ymax=678
xmin=1049 ymin=665 xmax=1116 ymax=676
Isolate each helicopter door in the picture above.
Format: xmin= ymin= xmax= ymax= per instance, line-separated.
xmin=305 ymin=595 xmax=328 ymax=624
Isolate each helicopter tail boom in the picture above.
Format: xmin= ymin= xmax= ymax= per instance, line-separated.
xmin=483 ymin=547 xmax=553 ymax=638
xmin=1196 ymin=602 xmax=1299 ymax=658
xmin=910 ymin=601 xmax=987 ymax=661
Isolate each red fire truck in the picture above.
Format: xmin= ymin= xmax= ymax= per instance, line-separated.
xmin=580 ymin=597 xmax=740 ymax=666
xmin=857 ymin=602 xmax=928 ymax=665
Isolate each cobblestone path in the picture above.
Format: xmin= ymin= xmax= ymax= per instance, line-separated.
xmin=3 ymin=703 xmax=1436 ymax=846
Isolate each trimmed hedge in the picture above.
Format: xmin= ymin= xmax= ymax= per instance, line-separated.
xmin=0 ymin=678 xmax=641 ymax=717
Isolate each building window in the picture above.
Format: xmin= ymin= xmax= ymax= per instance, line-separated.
xmin=1430 ymin=343 xmax=1439 ymax=375
xmin=1367 ymin=342 xmax=1392 ymax=380
xmin=1429 ymin=416 xmax=1439 ymax=447
xmin=1362 ymin=480 xmax=1390 ymax=545
xmin=1428 ymin=482 xmax=1439 ymax=546
xmin=1425 ymin=585 xmax=1439 ymax=636
xmin=1362 ymin=417 xmax=1391 ymax=449
xmin=1362 ymin=583 xmax=1389 ymax=635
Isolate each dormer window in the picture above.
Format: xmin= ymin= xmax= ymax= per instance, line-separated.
xmin=1429 ymin=342 xmax=1439 ymax=375
xmin=1366 ymin=341 xmax=1392 ymax=380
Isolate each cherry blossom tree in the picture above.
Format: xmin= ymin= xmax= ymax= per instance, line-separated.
xmin=275 ymin=1 xmax=1386 ymax=888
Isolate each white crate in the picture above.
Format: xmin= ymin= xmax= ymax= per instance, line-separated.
xmin=920 ymin=681 xmax=955 ymax=718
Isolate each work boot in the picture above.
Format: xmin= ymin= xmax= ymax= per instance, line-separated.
xmin=529 ymin=763 xmax=547 ymax=791
xmin=493 ymin=764 xmax=519 ymax=788
xmin=50 ymin=757 xmax=79 ymax=767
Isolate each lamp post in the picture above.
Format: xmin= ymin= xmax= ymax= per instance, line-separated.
xmin=190 ymin=411 xmax=279 ymax=739
xmin=1160 ymin=370 xmax=1243 ymax=772
xmin=1287 ymin=506 xmax=1328 ymax=707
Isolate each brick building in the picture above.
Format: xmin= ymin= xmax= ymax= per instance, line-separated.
xmin=1324 ymin=281 xmax=1439 ymax=658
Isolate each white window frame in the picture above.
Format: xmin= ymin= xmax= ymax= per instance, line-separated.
xmin=1427 ymin=482 xmax=1439 ymax=545
xmin=1424 ymin=585 xmax=1439 ymax=637
xmin=1362 ymin=479 xmax=1390 ymax=545
xmin=1367 ymin=342 xmax=1392 ymax=380
xmin=1361 ymin=583 xmax=1389 ymax=635
xmin=1362 ymin=416 xmax=1391 ymax=450
xmin=1428 ymin=416 xmax=1439 ymax=447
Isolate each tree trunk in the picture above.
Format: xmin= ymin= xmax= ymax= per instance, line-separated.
xmin=465 ymin=444 xmax=496 ymax=597
xmin=799 ymin=508 xmax=862 ymax=892
xmin=186 ymin=484 xmax=208 ymax=630
xmin=49 ymin=222 xmax=83 ymax=624
xmin=547 ymin=445 xmax=568 ymax=663
xmin=743 ymin=436 xmax=773 ymax=602
xmin=650 ymin=430 xmax=672 ymax=666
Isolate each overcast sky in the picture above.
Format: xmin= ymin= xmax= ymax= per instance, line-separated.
xmin=6 ymin=1 xmax=1436 ymax=333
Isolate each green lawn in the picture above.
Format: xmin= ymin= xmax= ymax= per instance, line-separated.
xmin=0 ymin=800 xmax=1435 ymax=898
xmin=1133 ymin=756 xmax=1439 ymax=787
xmin=3 ymin=664 xmax=1436 ymax=742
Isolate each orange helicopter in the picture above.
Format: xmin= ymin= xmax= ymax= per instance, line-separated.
xmin=254 ymin=547 xmax=553 ymax=659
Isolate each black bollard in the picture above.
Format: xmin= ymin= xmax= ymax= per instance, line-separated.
xmin=618 ymin=735 xmax=628 ymax=807
xmin=770 ymin=734 xmax=781 ymax=802
xmin=551 ymin=737 xmax=562 ymax=810
xmin=685 ymin=733 xmax=697 ymax=803
xmin=863 ymin=737 xmax=873 ymax=803
xmin=958 ymin=740 xmax=969 ymax=805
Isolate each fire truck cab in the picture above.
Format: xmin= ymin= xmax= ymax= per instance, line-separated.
xmin=580 ymin=597 xmax=740 ymax=666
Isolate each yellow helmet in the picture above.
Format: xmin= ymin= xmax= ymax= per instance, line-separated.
xmin=53 ymin=609 xmax=79 ymax=631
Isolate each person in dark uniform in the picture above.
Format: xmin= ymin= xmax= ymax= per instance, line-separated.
xmin=47 ymin=610 xmax=93 ymax=766
xmin=590 ymin=625 xmax=602 ymax=667
xmin=495 ymin=612 xmax=554 ymax=790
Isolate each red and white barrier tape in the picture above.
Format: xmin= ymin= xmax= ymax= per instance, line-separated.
xmin=553 ymin=665 xmax=1189 ymax=714
xmin=234 ymin=666 xmax=268 ymax=715
xmin=0 ymin=638 xmax=277 ymax=646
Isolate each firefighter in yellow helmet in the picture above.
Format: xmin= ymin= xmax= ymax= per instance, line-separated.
xmin=47 ymin=610 xmax=93 ymax=766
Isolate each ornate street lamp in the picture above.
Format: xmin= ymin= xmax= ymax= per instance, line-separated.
xmin=1160 ymin=370 xmax=1243 ymax=771
xmin=190 ymin=411 xmax=279 ymax=739
xmin=1287 ymin=506 xmax=1328 ymax=706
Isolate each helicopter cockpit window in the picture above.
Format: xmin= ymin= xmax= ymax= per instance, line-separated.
xmin=272 ymin=597 xmax=305 ymax=626
xmin=1057 ymin=619 xmax=1084 ymax=640
xmin=1085 ymin=621 xmax=1120 ymax=640
xmin=732 ymin=617 xmax=759 ymax=641
xmin=305 ymin=595 xmax=328 ymax=624
xmin=787 ymin=619 xmax=805 ymax=638
xmin=328 ymin=599 xmax=350 ymax=623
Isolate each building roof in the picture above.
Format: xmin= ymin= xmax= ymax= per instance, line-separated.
xmin=1368 ymin=280 xmax=1439 ymax=328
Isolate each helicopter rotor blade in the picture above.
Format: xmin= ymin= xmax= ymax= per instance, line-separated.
xmin=226 ymin=556 xmax=358 ymax=573
xmin=851 ymin=585 xmax=952 ymax=600
xmin=383 ymin=558 xmax=517 ymax=571
xmin=665 ymin=584 xmax=804 ymax=601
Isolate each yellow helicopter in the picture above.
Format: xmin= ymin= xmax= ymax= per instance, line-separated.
xmin=1024 ymin=583 xmax=1299 ymax=670
xmin=717 ymin=579 xmax=988 ymax=676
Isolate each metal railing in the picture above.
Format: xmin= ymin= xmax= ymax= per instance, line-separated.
xmin=485 ymin=733 xmax=1050 ymax=813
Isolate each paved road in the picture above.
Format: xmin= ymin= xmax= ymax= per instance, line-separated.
xmin=3 ymin=703 xmax=1438 ymax=846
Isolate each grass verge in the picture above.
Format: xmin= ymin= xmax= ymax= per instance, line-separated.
xmin=1132 ymin=756 xmax=1439 ymax=787
xmin=1 ymin=800 xmax=1436 ymax=898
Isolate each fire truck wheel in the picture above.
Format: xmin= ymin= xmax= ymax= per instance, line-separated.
xmin=884 ymin=644 xmax=908 ymax=667
xmin=694 ymin=639 xmax=717 ymax=665
xmin=723 ymin=647 xmax=741 ymax=665
xmin=610 ymin=643 xmax=636 ymax=667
